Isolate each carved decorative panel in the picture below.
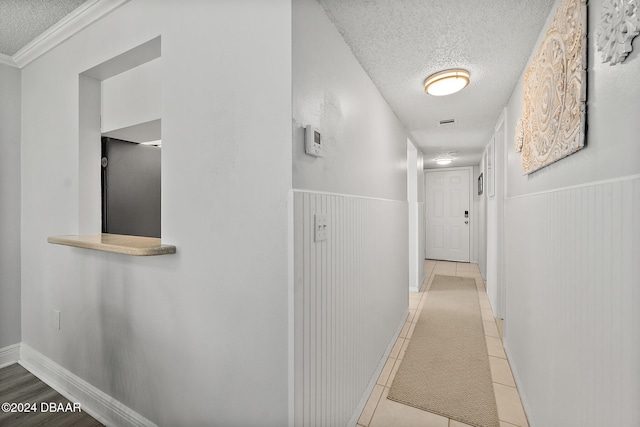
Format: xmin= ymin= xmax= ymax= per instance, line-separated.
xmin=520 ymin=0 xmax=587 ymax=174
xmin=596 ymin=0 xmax=640 ymax=65
xmin=514 ymin=119 xmax=524 ymax=153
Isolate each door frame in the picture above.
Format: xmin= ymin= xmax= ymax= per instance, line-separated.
xmin=483 ymin=108 xmax=507 ymax=320
xmin=495 ymin=111 xmax=507 ymax=319
xmin=424 ymin=166 xmax=474 ymax=263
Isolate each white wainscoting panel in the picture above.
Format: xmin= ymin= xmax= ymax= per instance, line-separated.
xmin=417 ymin=201 xmax=426 ymax=288
xmin=505 ymin=176 xmax=640 ymax=427
xmin=293 ymin=191 xmax=408 ymax=427
xmin=408 ymin=202 xmax=425 ymax=292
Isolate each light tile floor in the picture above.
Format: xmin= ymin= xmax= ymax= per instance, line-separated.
xmin=357 ymin=260 xmax=529 ymax=427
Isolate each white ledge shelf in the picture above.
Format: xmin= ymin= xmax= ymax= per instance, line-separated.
xmin=47 ymin=234 xmax=176 ymax=256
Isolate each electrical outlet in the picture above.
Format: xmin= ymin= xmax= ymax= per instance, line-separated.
xmin=314 ymin=214 xmax=328 ymax=242
xmin=53 ymin=310 xmax=61 ymax=330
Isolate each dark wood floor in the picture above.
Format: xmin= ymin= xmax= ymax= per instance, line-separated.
xmin=0 ymin=363 xmax=104 ymax=427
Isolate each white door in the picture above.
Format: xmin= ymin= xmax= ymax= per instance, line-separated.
xmin=425 ymin=169 xmax=470 ymax=262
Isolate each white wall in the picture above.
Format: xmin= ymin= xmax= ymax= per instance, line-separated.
xmin=486 ymin=115 xmax=506 ymax=318
xmin=476 ymin=159 xmax=487 ymax=279
xmin=417 ymin=150 xmax=425 ymax=282
xmin=471 ymin=165 xmax=480 ymax=265
xmin=101 ymin=58 xmax=161 ymax=134
xmin=20 ymin=1 xmax=291 ymax=426
xmin=486 ymin=141 xmax=498 ymax=311
xmin=0 ymin=63 xmax=21 ymax=350
xmin=506 ymin=2 xmax=640 ymax=197
xmin=292 ymin=0 xmax=409 ymax=424
xmin=503 ymin=0 xmax=640 ymax=424
xmin=292 ymin=1 xmax=406 ymax=200
xmin=408 ymin=141 xmax=425 ymax=291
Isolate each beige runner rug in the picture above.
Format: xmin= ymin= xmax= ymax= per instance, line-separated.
xmin=388 ymin=274 xmax=499 ymax=427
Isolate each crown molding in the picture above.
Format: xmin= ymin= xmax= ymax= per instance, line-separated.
xmin=0 ymin=53 xmax=17 ymax=68
xmin=12 ymin=0 xmax=131 ymax=69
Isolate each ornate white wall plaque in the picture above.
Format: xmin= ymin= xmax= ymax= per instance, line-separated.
xmin=520 ymin=0 xmax=587 ymax=174
xmin=597 ymin=0 xmax=640 ymax=65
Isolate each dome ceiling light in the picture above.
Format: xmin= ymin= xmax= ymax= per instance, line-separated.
xmin=424 ymin=69 xmax=470 ymax=96
xmin=435 ymin=151 xmax=457 ymax=166
xmin=435 ymin=156 xmax=453 ymax=165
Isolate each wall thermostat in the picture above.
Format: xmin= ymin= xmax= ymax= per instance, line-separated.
xmin=304 ymin=125 xmax=324 ymax=157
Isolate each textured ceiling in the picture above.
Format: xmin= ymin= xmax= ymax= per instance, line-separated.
xmin=317 ymin=0 xmax=557 ymax=167
xmin=0 ymin=0 xmax=88 ymax=56
xmin=0 ymin=0 xmax=555 ymax=167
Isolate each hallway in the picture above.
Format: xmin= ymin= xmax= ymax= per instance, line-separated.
xmin=358 ymin=261 xmax=528 ymax=427
xmin=0 ymin=0 xmax=636 ymax=425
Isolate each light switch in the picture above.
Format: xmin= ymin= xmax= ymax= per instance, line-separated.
xmin=314 ymin=214 xmax=327 ymax=242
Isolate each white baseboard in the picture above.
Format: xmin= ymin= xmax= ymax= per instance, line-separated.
xmin=0 ymin=343 xmax=20 ymax=368
xmin=347 ymin=310 xmax=408 ymax=427
xmin=503 ymin=341 xmax=535 ymax=427
xmin=19 ymin=343 xmax=157 ymax=427
xmin=410 ymin=271 xmax=426 ymax=293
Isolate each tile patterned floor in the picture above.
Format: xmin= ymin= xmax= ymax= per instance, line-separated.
xmin=357 ymin=260 xmax=529 ymax=427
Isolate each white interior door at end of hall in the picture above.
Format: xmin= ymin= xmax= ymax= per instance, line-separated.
xmin=425 ymin=169 xmax=470 ymax=262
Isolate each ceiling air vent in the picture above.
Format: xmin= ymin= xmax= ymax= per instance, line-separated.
xmin=438 ymin=118 xmax=456 ymax=127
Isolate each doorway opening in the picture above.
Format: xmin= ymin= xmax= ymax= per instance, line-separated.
xmin=424 ymin=167 xmax=473 ymax=262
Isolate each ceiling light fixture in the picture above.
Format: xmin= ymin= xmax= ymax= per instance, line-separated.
xmin=435 ymin=157 xmax=453 ymax=165
xmin=424 ymin=69 xmax=470 ymax=96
